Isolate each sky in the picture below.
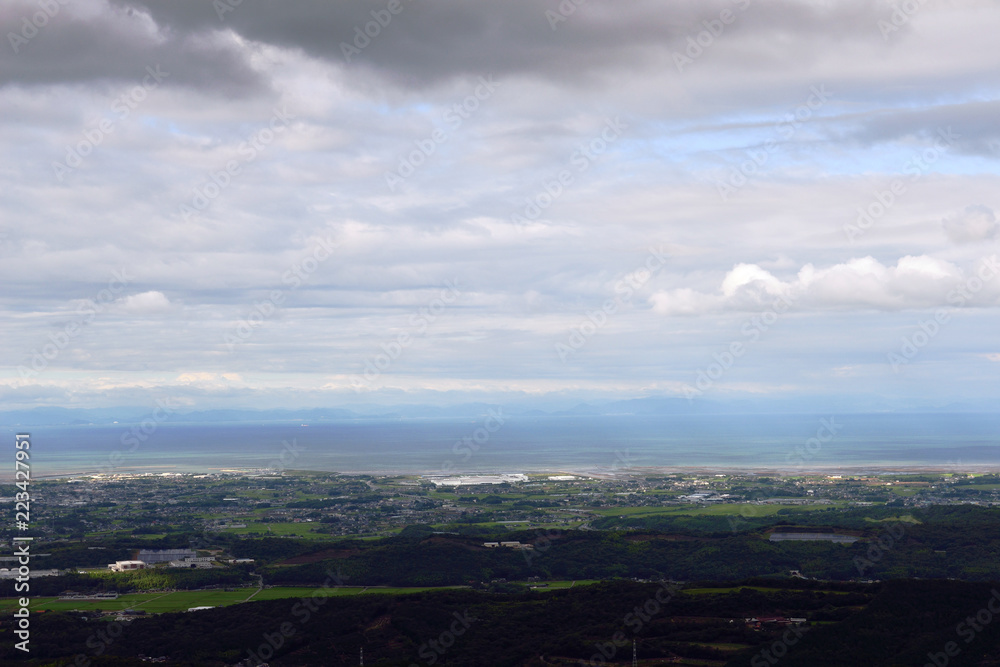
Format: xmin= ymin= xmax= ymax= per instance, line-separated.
xmin=1 ymin=0 xmax=999 ymax=413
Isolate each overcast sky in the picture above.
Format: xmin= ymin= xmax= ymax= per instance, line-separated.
xmin=2 ymin=0 xmax=999 ymax=412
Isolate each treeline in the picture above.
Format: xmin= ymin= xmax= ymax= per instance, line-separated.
xmin=592 ymin=504 xmax=1000 ymax=535
xmin=257 ymin=518 xmax=1000 ymax=588
xmin=286 ymin=495 xmax=383 ymax=509
xmin=725 ymin=579 xmax=1000 ymax=666
xmin=0 ymin=566 xmax=256 ymax=597
xmin=4 ymin=579 xmax=999 ymax=665
xmin=36 ymin=535 xmax=211 ymax=570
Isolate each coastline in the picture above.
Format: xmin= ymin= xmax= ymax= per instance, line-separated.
xmin=10 ymin=462 xmax=1000 ymax=482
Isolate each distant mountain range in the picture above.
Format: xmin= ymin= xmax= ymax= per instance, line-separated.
xmin=0 ymin=395 xmax=996 ymax=426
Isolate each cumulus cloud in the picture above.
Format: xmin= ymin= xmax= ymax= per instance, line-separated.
xmin=175 ymin=372 xmax=238 ymax=384
xmin=2 ymin=0 xmax=1000 ymax=409
xmin=942 ymin=205 xmax=999 ymax=244
xmin=117 ymin=291 xmax=171 ymax=313
xmin=650 ymin=255 xmax=997 ymax=316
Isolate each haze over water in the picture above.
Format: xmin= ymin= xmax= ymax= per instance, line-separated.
xmin=12 ymin=413 xmax=1000 ymax=478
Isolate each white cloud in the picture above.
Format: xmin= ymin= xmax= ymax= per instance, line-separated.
xmin=3 ymin=0 xmax=1000 ymax=408
xmin=118 ymin=291 xmax=171 ymax=314
xmin=648 ymin=288 xmax=713 ymax=317
xmin=650 ymin=255 xmax=996 ymax=316
xmin=943 ymin=205 xmax=998 ymax=244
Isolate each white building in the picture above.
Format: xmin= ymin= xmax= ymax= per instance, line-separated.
xmin=137 ymin=549 xmax=195 ymax=564
xmin=425 ymin=473 xmax=528 ymax=487
xmin=0 ymin=568 xmax=61 ymax=578
xmin=483 ymin=541 xmax=534 ymax=550
xmin=109 ymin=560 xmax=146 ymax=572
xmin=169 ymin=559 xmax=213 ymax=568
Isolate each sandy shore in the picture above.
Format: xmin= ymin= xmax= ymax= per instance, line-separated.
xmin=8 ymin=463 xmax=1000 ymax=481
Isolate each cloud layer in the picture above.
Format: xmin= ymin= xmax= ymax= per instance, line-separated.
xmin=1 ymin=0 xmax=999 ymax=410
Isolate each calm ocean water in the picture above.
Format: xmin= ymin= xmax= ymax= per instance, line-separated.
xmin=4 ymin=413 xmax=999 ymax=478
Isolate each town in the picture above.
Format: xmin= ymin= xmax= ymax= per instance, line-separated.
xmin=2 ymin=469 xmax=999 ymax=664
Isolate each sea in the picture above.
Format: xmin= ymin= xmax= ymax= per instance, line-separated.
xmin=4 ymin=412 xmax=999 ymax=479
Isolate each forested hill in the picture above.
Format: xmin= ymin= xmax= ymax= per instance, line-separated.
xmin=4 ymin=579 xmax=1000 ymax=666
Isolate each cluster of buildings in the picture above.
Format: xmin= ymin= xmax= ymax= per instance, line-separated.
xmin=424 ymin=473 xmax=529 ymax=487
xmin=109 ymin=549 xmax=217 ymax=572
xmin=482 ymin=540 xmax=534 ymax=550
xmin=744 ymin=616 xmax=807 ymax=630
xmin=109 ymin=560 xmax=147 ymax=572
xmin=768 ymin=532 xmax=858 ymax=544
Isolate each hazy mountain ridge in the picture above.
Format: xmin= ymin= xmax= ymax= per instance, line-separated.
xmin=1 ymin=395 xmax=997 ymax=427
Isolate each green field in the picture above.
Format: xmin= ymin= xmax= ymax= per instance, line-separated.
xmin=684 ymin=586 xmax=850 ymax=596
xmin=591 ymin=502 xmax=846 ymax=518
xmin=222 ymin=521 xmax=328 ymax=537
xmin=0 ymin=585 xmax=468 ymax=614
xmin=864 ymin=514 xmax=922 ymax=524
xmin=521 ymin=579 xmax=599 ymax=590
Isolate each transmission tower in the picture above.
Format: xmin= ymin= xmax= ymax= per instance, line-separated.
xmin=632 ymin=639 xmax=637 ymax=667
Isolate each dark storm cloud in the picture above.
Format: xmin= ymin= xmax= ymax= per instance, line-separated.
xmin=3 ymin=0 xmax=999 ymax=410
xmin=115 ymin=0 xmax=687 ymax=84
xmin=110 ymin=0 xmax=883 ymax=88
xmin=0 ymin=0 xmax=263 ymax=94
